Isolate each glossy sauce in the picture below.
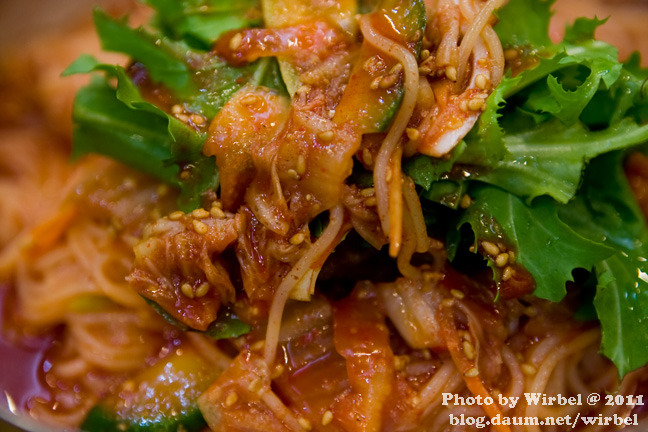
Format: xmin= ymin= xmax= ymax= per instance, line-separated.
xmin=0 ymin=286 xmax=52 ymax=413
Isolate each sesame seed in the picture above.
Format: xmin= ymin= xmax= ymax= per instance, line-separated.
xmin=365 ymin=197 xmax=377 ymax=207
xmin=251 ymin=340 xmax=265 ymax=351
xmin=171 ymin=104 xmax=183 ymax=115
xmin=369 ymin=76 xmax=381 ymax=90
xmin=450 ymin=289 xmax=465 ymax=299
xmin=318 ymin=130 xmax=335 ymax=142
xmin=286 ymin=169 xmax=300 ymax=180
xmin=363 ymin=56 xmax=377 ymax=71
xmin=521 ymin=363 xmax=537 ymax=376
xmin=295 ymin=154 xmax=306 ymax=175
xmin=418 ymin=65 xmax=433 ymax=75
xmin=229 ymin=33 xmax=243 ymax=50
xmin=468 ymin=98 xmax=485 ymax=111
xmin=298 ymin=417 xmax=312 ymax=430
xmin=463 ymin=341 xmax=476 ymax=360
xmin=442 ymin=298 xmax=454 ymax=307
xmin=386 ymin=168 xmax=393 ymax=182
xmin=411 ymin=395 xmax=422 ymax=407
xmin=362 ymin=148 xmax=373 ymax=166
xmin=475 ymin=74 xmax=489 ymax=90
xmin=502 ymin=266 xmax=514 ymax=281
xmin=445 ymin=66 xmax=457 ymax=82
xmin=464 ymin=367 xmax=480 ymax=378
xmin=460 ymin=100 xmax=469 ymax=111
xmin=360 ymin=187 xmax=375 ymax=197
xmin=389 ymin=63 xmax=403 ymax=75
xmin=525 ymin=306 xmax=537 ymax=317
xmin=421 ymin=349 xmax=432 ymax=360
xmin=169 ymin=211 xmax=184 ymax=221
xmin=379 ymin=74 xmax=398 ymax=89
xmin=225 ymin=391 xmax=238 ymax=407
xmin=176 ymin=113 xmax=189 ymax=123
xmin=423 ymin=271 xmax=440 ymax=283
xmin=460 ymin=194 xmax=472 ymax=209
xmin=394 ymin=355 xmax=410 ymax=371
xmin=122 ymin=380 xmax=135 ymax=392
xmin=495 ymin=252 xmax=509 ymax=268
xmin=248 ymin=377 xmax=263 ymax=393
xmin=192 ymin=219 xmax=208 ymax=235
xmin=181 ymin=283 xmax=194 ymax=299
xmin=406 ymin=128 xmax=421 ymax=142
xmin=305 ymin=194 xmax=313 ymax=201
xmin=210 ymin=206 xmax=225 ymax=219
xmin=296 ymin=84 xmax=311 ymax=95
xmin=504 ymin=49 xmax=519 ymax=61
xmin=271 ymin=364 xmax=285 ymax=379
xmin=190 ymin=114 xmax=205 ymax=125
xmin=508 ymin=250 xmax=515 ymax=262
xmin=321 ymin=410 xmax=333 ymax=426
xmin=192 ymin=208 xmax=210 ymax=219
xmin=157 ymin=184 xmax=169 ymax=196
xmin=481 ymin=241 xmax=500 ymax=256
xmin=290 ymin=232 xmax=306 ymax=245
xmin=240 ymin=94 xmax=259 ymax=106
xmin=195 ymin=282 xmax=210 ymax=298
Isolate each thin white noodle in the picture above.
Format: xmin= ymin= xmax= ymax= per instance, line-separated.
xmin=359 ymin=16 xmax=419 ymax=241
xmin=483 ymin=27 xmax=504 ymax=86
xmin=261 ymin=390 xmax=305 ymax=432
xmin=396 ymin=212 xmax=421 ymax=280
xmin=263 ymin=205 xmax=344 ymax=365
xmin=402 ymin=176 xmax=429 ymax=253
xmin=418 ymin=359 xmax=464 ymax=415
xmin=459 ymin=0 xmax=477 ymax=19
xmin=501 ymin=346 xmax=524 ymax=408
xmin=457 ymin=0 xmax=505 ymax=85
xmin=528 ymin=333 xmax=566 ymax=366
xmin=435 ymin=0 xmax=460 ymax=68
xmin=524 ymin=330 xmax=599 ymax=432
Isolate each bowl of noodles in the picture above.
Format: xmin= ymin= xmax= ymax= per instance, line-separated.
xmin=1 ymin=0 xmax=648 ymax=431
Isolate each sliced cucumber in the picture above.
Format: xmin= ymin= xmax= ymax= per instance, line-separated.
xmin=260 ymin=0 xmax=358 ymax=95
xmin=143 ymin=297 xmax=251 ymax=340
xmin=334 ymin=0 xmax=427 ymax=132
xmin=81 ymin=346 xmax=221 ymax=432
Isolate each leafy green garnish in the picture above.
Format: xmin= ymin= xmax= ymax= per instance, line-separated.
xmin=467 ymin=118 xmax=648 ymax=203
xmin=559 ymin=152 xmax=648 ymax=376
xmin=94 ymin=9 xmax=191 ymax=91
xmin=64 ymin=57 xmax=216 ymax=210
xmin=411 ymin=0 xmax=648 ymax=376
xmin=461 ymin=185 xmax=614 ymax=301
xmin=67 ymin=4 xmax=287 ymax=210
xmin=146 ymin=0 xmax=262 ymax=50
xmin=494 ymin=0 xmax=553 ymax=51
xmin=404 ymin=142 xmax=466 ymax=191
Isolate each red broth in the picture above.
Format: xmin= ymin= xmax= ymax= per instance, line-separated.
xmin=0 ymin=285 xmax=52 ymax=413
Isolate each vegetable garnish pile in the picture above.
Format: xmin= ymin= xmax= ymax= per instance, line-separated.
xmin=65 ymin=0 xmax=648 ymax=381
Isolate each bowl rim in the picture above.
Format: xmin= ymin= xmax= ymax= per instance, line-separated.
xmin=0 ymin=405 xmax=64 ymax=432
